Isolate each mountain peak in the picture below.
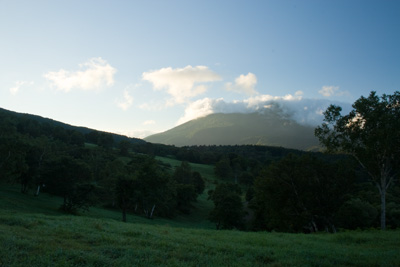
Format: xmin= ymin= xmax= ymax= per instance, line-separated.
xmin=145 ymin=111 xmax=320 ymax=151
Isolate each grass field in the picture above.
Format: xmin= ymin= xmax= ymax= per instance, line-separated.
xmin=1 ymin=184 xmax=400 ymax=266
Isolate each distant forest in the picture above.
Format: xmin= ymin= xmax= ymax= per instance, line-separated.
xmin=1 ymin=107 xmax=399 ymax=232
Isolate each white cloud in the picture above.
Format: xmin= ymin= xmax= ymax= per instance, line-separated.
xmin=44 ymin=57 xmax=116 ymax=92
xmin=225 ymin=72 xmax=258 ymax=95
xmin=116 ymin=89 xmax=133 ymax=110
xmin=177 ymin=94 xmax=352 ymax=126
xmin=9 ymin=81 xmax=33 ymax=95
xmin=142 ymin=65 xmax=221 ymax=105
xmin=318 ymin=85 xmax=348 ymax=97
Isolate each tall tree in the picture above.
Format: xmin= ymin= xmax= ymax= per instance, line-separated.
xmin=43 ymin=156 xmax=94 ymax=213
xmin=115 ymin=174 xmax=137 ymax=222
xmin=208 ymin=183 xmax=245 ymax=230
xmin=253 ymin=154 xmax=355 ymax=232
xmin=173 ymin=161 xmax=204 ymax=213
xmin=315 ymin=91 xmax=400 ymax=230
xmin=135 ymin=158 xmax=175 ymax=219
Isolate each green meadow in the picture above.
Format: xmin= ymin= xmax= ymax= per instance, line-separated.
xmin=1 ymin=184 xmax=399 ymax=267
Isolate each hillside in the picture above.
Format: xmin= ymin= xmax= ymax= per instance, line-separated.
xmin=0 ymin=107 xmax=145 ymax=145
xmin=145 ymin=111 xmax=320 ymax=150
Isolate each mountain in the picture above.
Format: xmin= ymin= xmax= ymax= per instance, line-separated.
xmin=145 ymin=111 xmax=320 ymax=151
xmin=0 ymin=107 xmax=145 ymax=145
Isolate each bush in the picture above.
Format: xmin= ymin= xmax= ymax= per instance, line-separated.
xmin=336 ymin=198 xmax=378 ymax=229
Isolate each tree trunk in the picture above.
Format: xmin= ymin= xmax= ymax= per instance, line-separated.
xmin=150 ymin=204 xmax=156 ymax=219
xmin=122 ymin=208 xmax=127 ymax=222
xmin=35 ymin=184 xmax=41 ymax=196
xmin=63 ymin=195 xmax=67 ymax=211
xmin=380 ymin=186 xmax=386 ymax=230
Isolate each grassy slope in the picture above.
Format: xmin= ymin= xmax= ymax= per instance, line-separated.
xmin=1 ymin=183 xmax=400 ymax=266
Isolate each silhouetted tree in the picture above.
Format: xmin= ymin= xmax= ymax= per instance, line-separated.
xmin=43 ymin=156 xmax=94 ymax=213
xmin=253 ymin=154 xmax=356 ymax=232
xmin=208 ymin=183 xmax=245 ymax=230
xmin=315 ymin=91 xmax=400 ymax=230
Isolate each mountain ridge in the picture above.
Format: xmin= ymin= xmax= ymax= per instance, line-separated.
xmin=145 ymin=111 xmax=320 ymax=151
xmin=0 ymin=107 xmax=145 ymax=145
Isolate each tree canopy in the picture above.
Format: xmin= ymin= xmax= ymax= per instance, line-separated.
xmin=315 ymin=91 xmax=400 ymax=230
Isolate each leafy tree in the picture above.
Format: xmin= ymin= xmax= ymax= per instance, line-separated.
xmin=175 ymin=184 xmax=197 ymax=214
xmin=85 ymin=130 xmax=99 ymax=144
xmin=192 ymin=171 xmax=205 ymax=194
xmin=335 ymin=198 xmax=378 ymax=229
xmin=43 ymin=156 xmax=94 ymax=213
xmin=239 ymin=172 xmax=254 ymax=187
xmin=173 ymin=161 xmax=192 ymax=184
xmin=253 ymin=154 xmax=356 ymax=232
xmin=69 ymin=130 xmax=85 ymax=147
xmin=98 ymin=159 xmax=127 ymax=207
xmin=214 ymin=157 xmax=233 ymax=180
xmin=208 ymin=183 xmax=245 ymax=230
xmin=315 ymin=91 xmax=400 ymax=230
xmin=135 ymin=158 xmax=175 ymax=219
xmin=0 ymin=118 xmax=28 ymax=183
xmin=115 ymin=174 xmax=138 ymax=222
xmin=172 ymin=161 xmax=204 ymax=213
xmin=118 ymin=140 xmax=131 ymax=156
xmin=98 ymin=132 xmax=114 ymax=149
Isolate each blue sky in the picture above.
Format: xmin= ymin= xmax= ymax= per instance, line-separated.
xmin=1 ymin=0 xmax=399 ymax=138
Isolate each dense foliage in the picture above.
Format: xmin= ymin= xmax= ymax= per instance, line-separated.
xmin=315 ymin=91 xmax=400 ymax=230
xmin=252 ymin=154 xmax=356 ymax=232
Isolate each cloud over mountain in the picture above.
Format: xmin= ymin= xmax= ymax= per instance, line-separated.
xmin=177 ymin=94 xmax=352 ymax=126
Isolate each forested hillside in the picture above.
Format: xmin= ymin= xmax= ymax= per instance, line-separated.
xmin=1 ymin=106 xmax=399 ymax=232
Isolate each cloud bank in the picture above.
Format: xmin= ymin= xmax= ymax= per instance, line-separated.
xmin=177 ymin=94 xmax=352 ymax=126
xmin=44 ymin=57 xmax=116 ymax=92
xmin=142 ymin=65 xmax=221 ymax=105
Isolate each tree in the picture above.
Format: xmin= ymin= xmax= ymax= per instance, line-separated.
xmin=115 ymin=174 xmax=137 ymax=222
xmin=208 ymin=183 xmax=245 ymax=230
xmin=118 ymin=140 xmax=131 ymax=156
xmin=172 ymin=161 xmax=204 ymax=213
xmin=135 ymin=158 xmax=175 ymax=219
xmin=192 ymin=171 xmax=205 ymax=194
xmin=253 ymin=154 xmax=355 ymax=232
xmin=315 ymin=91 xmax=400 ymax=230
xmin=214 ymin=157 xmax=233 ymax=180
xmin=43 ymin=156 xmax=94 ymax=213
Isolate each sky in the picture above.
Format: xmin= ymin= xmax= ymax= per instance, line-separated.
xmin=1 ymin=0 xmax=399 ymax=138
